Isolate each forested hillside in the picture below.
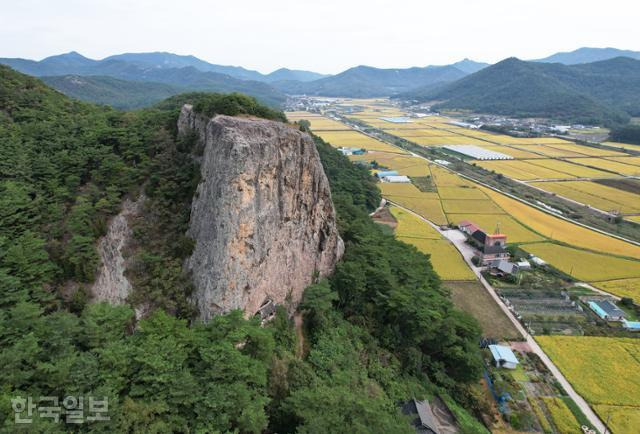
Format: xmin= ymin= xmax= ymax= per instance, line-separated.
xmin=399 ymin=57 xmax=640 ymax=124
xmin=0 ymin=66 xmax=487 ymax=432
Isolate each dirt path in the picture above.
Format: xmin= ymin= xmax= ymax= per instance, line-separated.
xmin=387 ymin=200 xmax=607 ymax=434
xmin=293 ymin=312 xmax=306 ymax=359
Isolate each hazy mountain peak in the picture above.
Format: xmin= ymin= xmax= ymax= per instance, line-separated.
xmin=534 ymin=47 xmax=640 ymax=64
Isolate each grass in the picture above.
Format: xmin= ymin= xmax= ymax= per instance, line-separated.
xmin=445 ymin=281 xmax=521 ymax=340
xmin=522 ymin=242 xmax=640 ymax=281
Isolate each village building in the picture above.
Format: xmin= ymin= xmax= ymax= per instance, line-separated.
xmin=588 ymin=300 xmax=626 ymax=321
xmin=459 ymin=220 xmax=510 ymax=266
xmin=376 ymin=170 xmax=399 ymax=178
xmin=488 ymin=344 xmax=519 ymax=369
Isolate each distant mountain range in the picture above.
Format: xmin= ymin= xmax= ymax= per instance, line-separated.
xmin=399 ymin=56 xmax=640 ymax=124
xmin=273 ymin=59 xmax=488 ymax=97
xmin=2 ymin=48 xmax=639 ymax=121
xmin=0 ymin=51 xmax=330 ymax=108
xmin=533 ymin=47 xmax=640 ymax=65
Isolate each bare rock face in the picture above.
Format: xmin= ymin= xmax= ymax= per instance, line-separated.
xmin=179 ymin=105 xmax=343 ymax=321
xmin=91 ymin=195 xmax=144 ymax=304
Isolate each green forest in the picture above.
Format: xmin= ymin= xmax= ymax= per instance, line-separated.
xmin=0 ymin=65 xmax=487 ymax=433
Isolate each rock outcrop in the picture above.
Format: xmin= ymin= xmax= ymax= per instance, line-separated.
xmin=179 ymin=105 xmax=343 ymax=321
xmin=91 ymin=195 xmax=144 ymax=304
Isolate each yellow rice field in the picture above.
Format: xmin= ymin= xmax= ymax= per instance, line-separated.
xmin=480 ymin=145 xmax=543 ymax=159
xmin=481 ymin=187 xmax=640 ymax=259
xmin=545 ymin=143 xmax=628 ymax=157
xmin=441 ymin=199 xmax=505 ymax=214
xmin=430 ymin=165 xmax=475 ymax=187
xmin=524 ymin=159 xmax=617 ymax=178
xmin=606 ymin=156 xmax=640 ymax=167
xmin=390 ymin=207 xmax=441 ymax=239
xmin=565 ymin=158 xmax=640 ymax=176
xmin=406 ymin=135 xmax=491 ymax=146
xmin=512 ymin=144 xmax=588 ymax=158
xmin=537 ymin=336 xmax=640 ymax=434
xmin=475 ymin=160 xmax=575 ymax=180
xmin=592 ymin=406 xmax=640 ymax=434
xmin=603 ymin=141 xmax=640 ymax=151
xmin=379 ymin=182 xmax=425 ymax=197
xmin=350 ymin=152 xmax=429 ymax=176
xmin=436 ymin=186 xmax=489 ymax=200
xmin=383 ymin=195 xmax=448 ymax=226
xmin=522 ymin=243 xmax=640 ymax=281
xmin=530 ymin=181 xmax=640 ymax=214
xmin=398 ymin=237 xmax=476 ymax=280
xmin=446 ymin=214 xmax=543 ymax=243
xmin=592 ymin=277 xmax=640 ymax=300
xmin=315 ymin=130 xmax=406 ymax=153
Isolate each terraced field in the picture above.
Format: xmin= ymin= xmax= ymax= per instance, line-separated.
xmin=537 ymin=336 xmax=640 ymax=434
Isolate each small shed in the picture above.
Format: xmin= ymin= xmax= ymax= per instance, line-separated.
xmin=515 ymin=260 xmax=531 ymax=271
xmin=488 ymin=344 xmax=519 ymax=369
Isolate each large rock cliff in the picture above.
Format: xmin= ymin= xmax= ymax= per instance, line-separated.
xmin=179 ymin=105 xmax=343 ymax=321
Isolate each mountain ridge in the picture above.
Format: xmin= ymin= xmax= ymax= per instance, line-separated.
xmin=397 ymin=56 xmax=640 ymax=124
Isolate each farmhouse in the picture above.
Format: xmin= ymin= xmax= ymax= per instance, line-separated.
xmin=488 ymin=344 xmax=519 ymax=369
xmin=588 ymin=300 xmax=626 ymax=321
xmin=459 ymin=220 xmax=510 ymax=265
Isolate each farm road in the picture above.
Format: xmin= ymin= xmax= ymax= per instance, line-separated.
xmin=386 ymin=200 xmax=607 ymax=434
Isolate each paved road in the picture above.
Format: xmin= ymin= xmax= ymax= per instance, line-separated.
xmin=387 ymin=200 xmax=607 ymax=434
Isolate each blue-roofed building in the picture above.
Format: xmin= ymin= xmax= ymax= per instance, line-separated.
xmin=623 ymin=319 xmax=640 ymax=331
xmin=488 ymin=344 xmax=519 ymax=369
xmin=588 ymin=300 xmax=625 ymax=321
xmin=376 ymin=170 xmax=399 ymax=178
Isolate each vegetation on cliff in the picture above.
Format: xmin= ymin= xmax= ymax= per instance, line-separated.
xmin=0 ymin=67 xmax=486 ymax=432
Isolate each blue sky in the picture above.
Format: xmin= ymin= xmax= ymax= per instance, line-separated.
xmin=1 ymin=0 xmax=638 ymax=74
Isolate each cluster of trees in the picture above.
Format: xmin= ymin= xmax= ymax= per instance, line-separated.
xmin=1 ymin=66 xmax=487 ymax=432
xmin=609 ymin=123 xmax=640 ymax=145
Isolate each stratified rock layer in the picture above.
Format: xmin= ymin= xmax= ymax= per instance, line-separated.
xmin=179 ymin=105 xmax=343 ymax=321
